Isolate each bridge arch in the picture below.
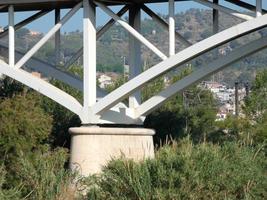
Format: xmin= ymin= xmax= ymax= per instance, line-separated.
xmin=92 ymin=14 xmax=267 ymax=116
xmin=0 ymin=0 xmax=266 ymax=125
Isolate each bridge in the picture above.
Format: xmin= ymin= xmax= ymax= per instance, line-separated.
xmin=0 ymin=0 xmax=266 ymax=175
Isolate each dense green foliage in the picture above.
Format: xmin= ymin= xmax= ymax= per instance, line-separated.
xmin=0 ymin=79 xmax=77 ymax=199
xmin=0 ymin=69 xmax=266 ymax=199
xmin=0 ymin=9 xmax=267 ymax=197
xmin=144 ymin=68 xmax=218 ymax=144
xmin=0 ymin=93 xmax=53 ymax=187
xmin=86 ymin=138 xmax=266 ymax=200
xmin=214 ymin=70 xmax=267 ymax=145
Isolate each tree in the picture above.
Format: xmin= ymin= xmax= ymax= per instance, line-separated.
xmin=0 ymin=77 xmax=25 ymax=98
xmin=0 ymin=93 xmax=53 ymax=187
xmin=145 ymin=68 xmax=217 ymax=144
xmin=244 ymin=69 xmax=267 ymax=143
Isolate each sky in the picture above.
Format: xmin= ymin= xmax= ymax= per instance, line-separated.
xmin=0 ymin=0 xmax=267 ymax=33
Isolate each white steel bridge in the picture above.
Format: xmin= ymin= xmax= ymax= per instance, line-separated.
xmin=0 ymin=0 xmax=266 ymax=125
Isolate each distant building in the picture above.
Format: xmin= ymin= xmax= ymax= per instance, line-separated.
xmin=98 ymin=74 xmax=112 ymax=89
xmin=29 ymin=30 xmax=41 ymax=36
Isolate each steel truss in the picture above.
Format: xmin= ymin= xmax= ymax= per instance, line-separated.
xmin=0 ymin=0 xmax=265 ymax=125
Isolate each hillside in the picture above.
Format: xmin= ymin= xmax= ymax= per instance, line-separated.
xmin=1 ymin=8 xmax=267 ymax=85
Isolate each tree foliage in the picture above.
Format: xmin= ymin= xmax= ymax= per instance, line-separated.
xmin=0 ymin=93 xmax=53 ymax=188
xmin=145 ymin=68 xmax=217 ymax=144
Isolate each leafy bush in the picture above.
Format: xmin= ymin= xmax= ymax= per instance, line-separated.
xmin=85 ymin=138 xmax=266 ymax=200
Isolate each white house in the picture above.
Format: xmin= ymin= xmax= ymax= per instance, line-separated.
xmin=98 ymin=74 xmax=113 ymax=89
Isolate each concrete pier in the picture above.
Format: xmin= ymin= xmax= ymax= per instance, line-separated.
xmin=69 ymin=127 xmax=155 ymax=176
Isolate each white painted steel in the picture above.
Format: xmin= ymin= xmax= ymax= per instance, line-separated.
xmin=1 ymin=1 xmax=267 ymax=125
xmin=92 ymin=14 xmax=267 ymax=115
xmin=129 ymin=6 xmax=142 ymax=108
xmin=193 ymin=0 xmax=254 ymax=20
xmin=83 ymin=0 xmax=96 ymax=113
xmin=15 ymin=2 xmax=82 ymax=69
xmin=135 ymin=35 xmax=267 ymax=117
xmin=256 ymin=0 xmax=262 ymax=17
xmin=8 ymin=5 xmax=14 ymax=67
xmin=0 ymin=42 xmax=100 ymax=95
xmin=141 ymin=5 xmax=191 ymax=47
xmin=169 ymin=0 xmax=175 ymax=56
xmin=95 ymin=1 xmax=168 ymax=60
xmin=97 ymin=5 xmax=129 ymax=40
xmin=64 ymin=5 xmax=129 ymax=69
xmin=0 ymin=60 xmax=85 ymax=121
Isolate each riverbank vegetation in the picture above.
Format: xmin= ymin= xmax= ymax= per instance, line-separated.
xmin=0 ymin=70 xmax=266 ymax=199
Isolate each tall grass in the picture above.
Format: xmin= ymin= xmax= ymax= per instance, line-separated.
xmin=85 ymin=138 xmax=266 ymax=200
xmin=1 ymin=148 xmax=76 ymax=200
xmin=0 ymin=165 xmax=21 ymax=200
xmin=1 ymin=139 xmax=266 ymax=200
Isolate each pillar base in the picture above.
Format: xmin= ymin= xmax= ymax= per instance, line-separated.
xmin=69 ymin=127 xmax=155 ymax=176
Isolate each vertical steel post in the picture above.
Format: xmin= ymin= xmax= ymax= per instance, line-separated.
xmin=212 ymin=0 xmax=219 ymax=82
xmin=213 ymin=0 xmax=219 ymax=34
xmin=55 ymin=8 xmax=61 ymax=65
xmin=129 ymin=6 xmax=141 ymax=109
xmin=83 ymin=0 xmax=96 ymax=115
xmin=256 ymin=0 xmax=262 ymax=17
xmin=169 ymin=0 xmax=175 ymax=56
xmin=8 ymin=5 xmax=15 ymax=67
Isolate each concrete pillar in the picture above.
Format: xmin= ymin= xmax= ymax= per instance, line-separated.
xmin=69 ymin=127 xmax=155 ymax=176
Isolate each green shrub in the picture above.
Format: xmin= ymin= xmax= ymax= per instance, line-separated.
xmin=16 ymin=148 xmax=75 ymax=200
xmin=85 ymin=138 xmax=266 ymax=200
xmin=0 ymin=166 xmax=21 ymax=200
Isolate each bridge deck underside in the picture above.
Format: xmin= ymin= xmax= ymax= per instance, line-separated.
xmin=0 ymin=0 xmax=188 ymax=12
